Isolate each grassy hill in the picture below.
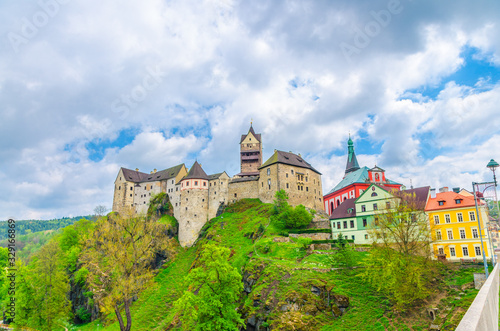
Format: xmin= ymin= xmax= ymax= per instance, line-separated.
xmin=75 ymin=199 xmax=484 ymax=331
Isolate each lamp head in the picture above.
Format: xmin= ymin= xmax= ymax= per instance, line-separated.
xmin=487 ymin=159 xmax=499 ymax=171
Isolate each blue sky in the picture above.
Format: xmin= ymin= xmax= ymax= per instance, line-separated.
xmin=1 ymin=0 xmax=500 ymax=219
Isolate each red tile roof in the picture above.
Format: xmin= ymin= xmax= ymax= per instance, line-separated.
xmin=426 ymin=191 xmax=483 ymax=211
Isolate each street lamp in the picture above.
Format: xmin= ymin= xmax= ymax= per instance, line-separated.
xmin=487 ymin=159 xmax=500 ymax=215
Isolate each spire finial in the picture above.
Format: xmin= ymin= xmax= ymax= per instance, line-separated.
xmin=251 ymin=118 xmax=253 ymax=126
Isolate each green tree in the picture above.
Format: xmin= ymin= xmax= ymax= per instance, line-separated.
xmin=80 ymin=210 xmax=176 ymax=331
xmin=174 ymin=243 xmax=244 ymax=330
xmin=273 ymin=189 xmax=290 ymax=214
xmin=363 ymin=191 xmax=434 ymax=311
xmin=330 ymin=233 xmax=357 ymax=269
xmin=13 ymin=240 xmax=70 ymax=330
xmin=272 ymin=190 xmax=313 ymax=229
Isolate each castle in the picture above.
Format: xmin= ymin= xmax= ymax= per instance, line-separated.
xmin=112 ymin=125 xmax=324 ymax=246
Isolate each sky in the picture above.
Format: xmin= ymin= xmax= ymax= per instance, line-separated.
xmin=2 ymin=0 xmax=500 ymax=220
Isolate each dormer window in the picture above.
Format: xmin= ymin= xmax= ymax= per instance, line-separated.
xmin=455 ymin=199 xmax=462 ymax=204
xmin=438 ymin=200 xmax=445 ymax=206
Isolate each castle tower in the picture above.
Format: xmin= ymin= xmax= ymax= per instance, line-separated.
xmin=178 ymin=161 xmax=209 ymax=247
xmin=345 ymin=135 xmax=360 ymax=175
xmin=237 ymin=123 xmax=262 ymax=177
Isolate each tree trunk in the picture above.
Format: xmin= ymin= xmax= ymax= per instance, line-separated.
xmin=115 ymin=304 xmax=126 ymax=331
xmin=124 ymin=299 xmax=132 ymax=331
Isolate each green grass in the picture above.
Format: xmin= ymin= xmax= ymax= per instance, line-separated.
xmin=75 ymin=199 xmax=489 ymax=330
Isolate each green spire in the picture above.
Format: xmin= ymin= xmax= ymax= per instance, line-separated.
xmin=345 ymin=134 xmax=360 ymax=174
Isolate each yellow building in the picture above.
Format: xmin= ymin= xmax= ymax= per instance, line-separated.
xmin=426 ymin=189 xmax=491 ymax=262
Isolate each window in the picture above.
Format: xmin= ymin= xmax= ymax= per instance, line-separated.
xmin=462 ymin=246 xmax=469 ymax=257
xmin=365 ymin=234 xmax=369 ymax=239
xmin=438 ymin=201 xmax=445 ymax=206
xmin=343 ymin=221 xmax=347 ymax=229
xmin=268 ymin=179 xmax=271 ymax=190
xmin=337 ymin=222 xmax=341 ymax=229
xmin=286 ymin=183 xmax=289 ymax=189
xmin=445 ymin=214 xmax=451 ymax=223
xmin=436 ymin=230 xmax=442 ymax=240
xmin=291 ymin=169 xmax=294 ymax=175
xmin=361 ymin=205 xmax=366 ymax=212
xmin=469 ymin=211 xmax=476 ymax=221
xmin=130 ymin=194 xmax=132 ymax=197
xmin=267 ymin=168 xmax=271 ymax=175
xmin=330 ymin=202 xmax=334 ymax=212
xmin=351 ymin=235 xmax=355 ymax=240
xmin=438 ymin=247 xmax=444 ymax=255
xmin=457 ymin=213 xmax=463 ymax=222
xmin=386 ymin=201 xmax=391 ymax=209
xmin=434 ymin=215 xmax=440 ymax=225
xmin=475 ymin=246 xmax=481 ymax=256
xmin=306 ymin=176 xmax=308 ymax=182
xmin=447 ymin=230 xmax=453 ymax=240
xmin=460 ymin=229 xmax=466 ymax=239
xmin=371 ymin=192 xmax=378 ymax=197
xmin=350 ymin=220 xmax=354 ymax=228
xmin=118 ymin=186 xmax=121 ymax=190
xmin=306 ymin=187 xmax=309 ymax=192
xmin=203 ymin=182 xmax=206 ymax=186
xmin=172 ymin=179 xmax=174 ymax=184
xmin=455 ymin=199 xmax=462 ymax=204
xmin=374 ymin=217 xmax=379 ymax=226
xmin=286 ymin=173 xmax=288 ymax=178
xmin=450 ymin=247 xmax=456 ymax=257
xmin=363 ymin=219 xmax=367 ymax=227
xmin=375 ymin=173 xmax=380 ymax=181
xmin=130 ymin=187 xmax=133 ymax=191
xmin=194 ymin=181 xmax=198 ymax=186
xmin=373 ymin=203 xmax=378 ymax=211
xmin=472 ymin=228 xmax=479 ymax=238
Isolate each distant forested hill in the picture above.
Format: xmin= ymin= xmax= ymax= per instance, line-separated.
xmin=0 ymin=216 xmax=91 ymax=240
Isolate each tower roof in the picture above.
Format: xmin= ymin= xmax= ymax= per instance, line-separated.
xmin=345 ymin=135 xmax=360 ymax=174
xmin=240 ymin=124 xmax=261 ymax=143
xmin=183 ymin=161 xmax=209 ymax=180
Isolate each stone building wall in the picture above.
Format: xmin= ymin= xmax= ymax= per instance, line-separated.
xmin=228 ymin=178 xmax=259 ymax=204
xmin=258 ymin=163 xmax=324 ymax=211
xmin=240 ymin=132 xmax=262 ymax=173
xmin=208 ymin=174 xmax=230 ymax=219
xmin=178 ymin=188 xmax=209 ymax=247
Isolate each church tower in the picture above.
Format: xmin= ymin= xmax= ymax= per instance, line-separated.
xmin=237 ymin=123 xmax=262 ymax=177
xmin=345 ymin=135 xmax=360 ymax=175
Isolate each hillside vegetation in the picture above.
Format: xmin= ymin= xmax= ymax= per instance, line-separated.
xmin=0 ymin=199 xmax=487 ymax=330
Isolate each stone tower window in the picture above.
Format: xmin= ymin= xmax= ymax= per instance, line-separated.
xmin=203 ymin=182 xmax=206 ymax=186
xmin=118 ymin=186 xmax=121 ymax=190
xmin=286 ymin=173 xmax=288 ymax=178
xmin=130 ymin=187 xmax=133 ymax=191
xmin=267 ymin=168 xmax=271 ymax=176
xmin=268 ymin=179 xmax=271 ymax=189
xmin=291 ymin=169 xmax=294 ymax=175
xmin=195 ymin=181 xmax=198 ymax=186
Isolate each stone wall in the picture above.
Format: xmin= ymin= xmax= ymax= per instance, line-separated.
xmin=258 ymin=163 xmax=324 ymax=211
xmin=456 ymin=262 xmax=499 ymax=330
xmin=228 ymin=178 xmax=259 ymax=204
xmin=178 ymin=188 xmax=209 ymax=247
xmin=208 ymin=174 xmax=230 ymax=219
xmin=289 ymin=232 xmax=331 ymax=240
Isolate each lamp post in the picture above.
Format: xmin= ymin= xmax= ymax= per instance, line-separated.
xmin=473 ymin=181 xmax=489 ymax=278
xmin=487 ymin=159 xmax=500 ymax=219
xmin=487 ymin=159 xmax=500 ymax=262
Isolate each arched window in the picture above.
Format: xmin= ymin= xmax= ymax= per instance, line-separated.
xmin=375 ymin=173 xmax=380 ymax=181
xmin=267 ymin=168 xmax=271 ymax=175
xmin=337 ymin=200 xmax=341 ymax=207
xmin=330 ymin=202 xmax=334 ymax=213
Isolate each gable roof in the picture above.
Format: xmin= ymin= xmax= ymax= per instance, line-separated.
xmin=121 ymin=167 xmax=149 ymax=182
xmin=329 ymin=198 xmax=356 ymax=220
xmin=426 ymin=191 xmax=482 ymax=211
xmin=183 ymin=161 xmax=209 ymax=180
xmin=401 ymin=186 xmax=430 ymax=207
xmin=208 ymin=171 xmax=229 ymax=180
xmin=119 ymin=164 xmax=186 ymax=183
xmin=240 ymin=125 xmax=262 ymax=143
xmin=259 ymin=150 xmax=321 ymax=174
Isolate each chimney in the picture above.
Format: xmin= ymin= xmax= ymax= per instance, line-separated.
xmin=135 ymin=168 xmax=139 ymax=172
xmin=430 ymin=188 xmax=436 ymax=199
xmin=439 ymin=187 xmax=449 ymax=193
xmin=154 ymin=169 xmax=157 ymax=173
xmin=453 ymin=187 xmax=460 ymax=193
xmin=150 ymin=171 xmax=153 ymax=174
